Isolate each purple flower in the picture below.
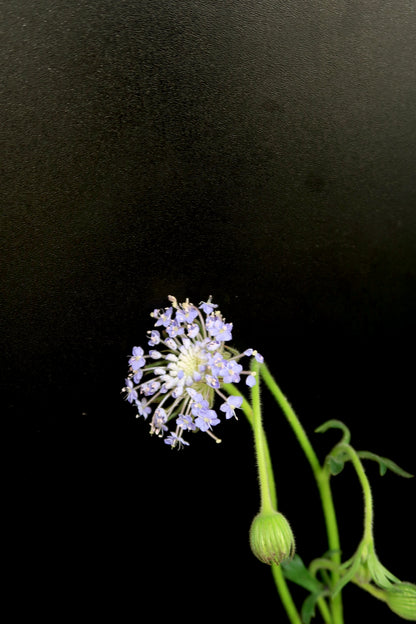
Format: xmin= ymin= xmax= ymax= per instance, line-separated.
xmin=205 ymin=374 xmax=220 ymax=389
xmin=199 ymin=297 xmax=218 ymax=315
xmin=209 ymin=352 xmax=227 ymax=376
xmin=176 ymin=306 xmax=199 ymax=324
xmin=195 ymin=409 xmax=220 ymax=432
xmin=129 ymin=346 xmax=145 ymax=371
xmin=186 ymin=323 xmax=200 ymax=339
xmin=166 ymin=320 xmax=184 ymax=338
xmin=206 ymin=318 xmax=233 ymax=342
xmin=136 ymin=398 xmax=151 ymax=419
xmin=124 ymin=378 xmax=138 ymax=404
xmin=148 ymin=330 xmax=161 ymax=346
xmin=187 ymin=389 xmax=210 ymax=415
xmin=244 ymin=349 xmax=264 ymax=363
xmin=220 ymin=395 xmax=243 ymax=419
xmin=164 ymin=432 xmax=190 ymax=448
xmin=150 ymin=407 xmax=168 ymax=436
xmin=206 ymin=340 xmax=221 ymax=352
xmin=176 ymin=414 xmax=197 ymax=431
xmin=123 ymin=296 xmax=263 ymax=448
xmin=154 ymin=307 xmax=173 ymax=327
xmin=222 ymin=360 xmax=243 ymax=383
xmin=142 ymin=381 xmax=160 ymax=396
xmin=215 ymin=322 xmax=233 ymax=342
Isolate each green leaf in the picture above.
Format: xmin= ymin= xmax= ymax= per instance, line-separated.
xmin=315 ymin=419 xmax=351 ymax=445
xmin=328 ymin=455 xmax=346 ymax=476
xmin=325 ymin=444 xmax=351 ymax=476
xmin=281 ymin=555 xmax=324 ymax=594
xmin=301 ymin=591 xmax=327 ymax=624
xmin=357 ymin=451 xmax=414 ymax=478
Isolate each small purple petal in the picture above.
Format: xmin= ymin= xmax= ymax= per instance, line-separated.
xmin=246 ymin=374 xmax=257 ymax=388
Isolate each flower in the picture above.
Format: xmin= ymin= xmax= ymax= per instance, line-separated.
xmin=124 ymin=378 xmax=138 ymax=404
xmin=220 ymin=395 xmax=243 ymax=419
xmin=195 ymin=409 xmax=221 ymax=432
xmin=122 ymin=295 xmax=262 ymax=448
xmin=129 ymin=346 xmax=145 ymax=370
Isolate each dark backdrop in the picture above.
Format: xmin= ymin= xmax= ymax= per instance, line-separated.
xmin=2 ymin=1 xmax=415 ymax=621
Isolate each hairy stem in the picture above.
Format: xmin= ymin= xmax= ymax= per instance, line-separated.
xmin=337 ymin=444 xmax=373 ymax=543
xmin=260 ymin=362 xmax=343 ymax=624
xmin=223 ymin=382 xmax=277 ymax=509
xmin=250 ymin=360 xmax=275 ymax=513
xmin=272 ymin=563 xmax=303 ymax=624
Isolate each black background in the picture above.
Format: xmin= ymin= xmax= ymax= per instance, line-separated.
xmin=2 ymin=1 xmax=415 ymax=621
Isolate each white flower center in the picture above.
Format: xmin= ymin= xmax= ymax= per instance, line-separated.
xmin=177 ymin=343 xmax=206 ymax=379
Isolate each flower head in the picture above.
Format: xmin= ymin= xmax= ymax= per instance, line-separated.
xmin=122 ymin=296 xmax=262 ymax=448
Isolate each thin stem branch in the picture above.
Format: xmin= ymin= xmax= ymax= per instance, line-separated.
xmin=223 ymin=382 xmax=277 ymax=509
xmin=337 ymin=443 xmax=373 ymax=543
xmin=250 ymin=360 xmax=275 ymax=513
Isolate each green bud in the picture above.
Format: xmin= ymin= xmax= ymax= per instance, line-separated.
xmin=355 ymin=541 xmax=399 ymax=589
xmin=385 ymin=582 xmax=416 ymax=621
xmin=249 ymin=510 xmax=295 ymax=566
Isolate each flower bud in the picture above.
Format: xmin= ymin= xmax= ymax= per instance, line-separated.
xmin=249 ymin=510 xmax=295 ymax=566
xmin=385 ymin=582 xmax=416 ymax=621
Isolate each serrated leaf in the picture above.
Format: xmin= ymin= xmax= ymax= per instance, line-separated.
xmin=357 ymin=451 xmax=413 ymax=478
xmin=281 ymin=555 xmax=324 ymax=594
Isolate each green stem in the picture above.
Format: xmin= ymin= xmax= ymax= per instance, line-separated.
xmin=260 ymin=362 xmax=343 ymax=624
xmin=231 ymin=365 xmax=302 ymax=624
xmin=351 ymin=579 xmax=388 ymax=603
xmin=250 ymin=360 xmax=275 ymax=513
xmin=251 ymin=363 xmax=301 ymax=624
xmin=316 ymin=595 xmax=333 ymax=624
xmin=337 ymin=444 xmax=373 ymax=543
xmin=272 ymin=564 xmax=303 ymax=624
xmin=223 ymin=382 xmax=277 ymax=509
xmin=260 ymin=363 xmax=321 ymax=472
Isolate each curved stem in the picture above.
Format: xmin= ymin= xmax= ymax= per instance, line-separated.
xmin=226 ymin=373 xmax=301 ymax=624
xmin=260 ymin=362 xmax=343 ymax=624
xmin=252 ymin=361 xmax=302 ymax=624
xmin=224 ymin=382 xmax=277 ymax=509
xmin=260 ymin=363 xmax=321 ymax=472
xmin=350 ymin=579 xmax=388 ymax=603
xmin=337 ymin=443 xmax=373 ymax=543
xmin=250 ymin=360 xmax=275 ymax=513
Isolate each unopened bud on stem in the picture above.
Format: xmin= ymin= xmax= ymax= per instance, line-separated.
xmin=249 ymin=510 xmax=295 ymax=566
xmin=385 ymin=582 xmax=416 ymax=621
